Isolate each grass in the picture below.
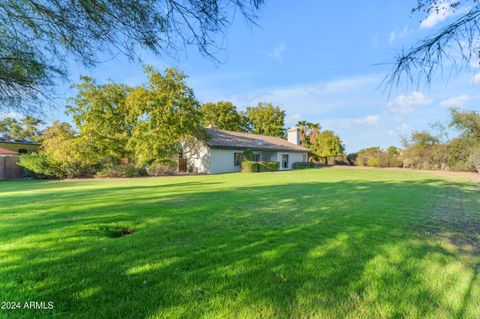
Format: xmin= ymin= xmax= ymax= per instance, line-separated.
xmin=0 ymin=168 xmax=479 ymax=318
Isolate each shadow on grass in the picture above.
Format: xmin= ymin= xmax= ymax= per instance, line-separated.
xmin=0 ymin=177 xmax=479 ymax=318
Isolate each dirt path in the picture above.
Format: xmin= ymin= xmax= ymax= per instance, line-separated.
xmin=329 ymin=165 xmax=480 ymax=184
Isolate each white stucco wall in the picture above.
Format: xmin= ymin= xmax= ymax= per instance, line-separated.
xmin=208 ymin=149 xmax=243 ymax=174
xmin=277 ymin=152 xmax=307 ymax=170
xmin=182 ymin=141 xmax=211 ymax=173
xmin=183 ymin=144 xmax=308 ymax=174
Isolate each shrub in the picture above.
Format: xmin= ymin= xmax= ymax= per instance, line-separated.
xmin=241 ymin=161 xmax=259 ymax=172
xmin=95 ymin=164 xmax=146 ymax=178
xmin=292 ymin=162 xmax=314 ymax=169
xmin=469 ymin=148 xmax=480 ymax=173
xmin=262 ymin=161 xmax=280 ymax=172
xmin=18 ymin=153 xmax=65 ymax=179
xmin=366 ymin=157 xmax=380 ymax=167
xmin=346 ymin=153 xmax=357 ymax=165
xmin=241 ymin=161 xmax=278 ymax=173
xmin=146 ymin=160 xmax=177 ymax=176
xmin=242 ymin=150 xmax=255 ymax=161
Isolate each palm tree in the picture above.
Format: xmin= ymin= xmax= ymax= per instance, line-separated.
xmin=308 ymin=122 xmax=321 ymax=144
xmin=296 ymin=120 xmax=308 ymax=144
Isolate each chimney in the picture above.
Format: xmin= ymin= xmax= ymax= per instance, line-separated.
xmin=287 ymin=127 xmax=300 ymax=145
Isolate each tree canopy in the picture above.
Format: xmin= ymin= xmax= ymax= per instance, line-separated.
xmin=0 ymin=115 xmax=44 ymax=141
xmin=42 ymin=66 xmax=206 ymax=174
xmin=0 ymin=0 xmax=263 ymax=113
xmin=310 ymin=130 xmax=344 ymax=164
xmin=201 ymin=101 xmax=246 ymax=131
xmin=245 ymin=102 xmax=285 ymax=137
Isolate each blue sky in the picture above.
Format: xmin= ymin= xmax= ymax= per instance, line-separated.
xmin=17 ymin=0 xmax=480 ymax=151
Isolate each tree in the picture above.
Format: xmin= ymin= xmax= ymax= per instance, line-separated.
xmin=0 ymin=0 xmax=263 ymax=113
xmin=402 ymin=130 xmax=448 ymax=169
xmin=296 ymin=120 xmax=321 ymax=148
xmin=66 ymin=77 xmax=133 ymax=164
xmin=449 ymin=108 xmax=480 ymax=141
xmin=296 ymin=120 xmax=309 ymax=144
xmin=308 ymin=122 xmax=321 ymax=144
xmin=389 ymin=1 xmax=480 ymax=87
xmin=40 ymin=121 xmax=93 ymax=177
xmin=311 ymin=130 xmax=344 ymax=164
xmin=0 ymin=115 xmax=44 ymax=141
xmin=201 ymin=101 xmax=245 ymax=131
xmin=126 ymin=67 xmax=206 ymax=167
xmin=245 ymin=102 xmax=285 ymax=137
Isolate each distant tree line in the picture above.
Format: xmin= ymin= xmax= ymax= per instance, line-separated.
xmin=347 ymin=109 xmax=480 ymax=173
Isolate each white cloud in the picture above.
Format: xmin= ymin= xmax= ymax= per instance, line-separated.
xmin=208 ymin=74 xmax=383 ymax=114
xmin=269 ymin=43 xmax=286 ymax=62
xmin=387 ymin=123 xmax=414 ymax=137
xmin=439 ymin=94 xmax=471 ymax=108
xmin=420 ymin=2 xmax=455 ymax=29
xmin=473 ymin=73 xmax=480 ymax=84
xmin=389 ymin=26 xmax=409 ymax=43
xmin=346 ymin=115 xmax=381 ymax=129
xmin=470 ymin=60 xmax=480 ymax=68
xmin=388 ymin=91 xmax=432 ymax=115
xmin=0 ymin=111 xmax=22 ymax=119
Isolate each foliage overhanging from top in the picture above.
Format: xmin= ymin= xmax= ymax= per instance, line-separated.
xmin=0 ymin=0 xmax=263 ymax=113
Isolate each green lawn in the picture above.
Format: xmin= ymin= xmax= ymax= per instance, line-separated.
xmin=1 ymin=169 xmax=480 ymax=318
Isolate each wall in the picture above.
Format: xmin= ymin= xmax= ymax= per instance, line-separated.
xmin=183 ymin=144 xmax=309 ymax=174
xmin=182 ymin=141 xmax=211 ymax=173
xmin=0 ymin=142 xmax=39 ymax=154
xmin=208 ymin=149 xmax=245 ymax=174
xmin=0 ymin=155 xmax=22 ymax=179
xmin=277 ymin=152 xmax=307 ymax=170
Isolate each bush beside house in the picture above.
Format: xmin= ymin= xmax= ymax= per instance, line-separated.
xmin=292 ymin=162 xmax=314 ymax=169
xmin=241 ymin=161 xmax=279 ymax=173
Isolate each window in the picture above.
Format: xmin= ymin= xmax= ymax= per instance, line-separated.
xmin=234 ymin=153 xmax=243 ymax=166
xmin=254 ymin=154 xmax=261 ymax=162
xmin=302 ymin=154 xmax=307 ymax=162
xmin=282 ymin=154 xmax=289 ymax=168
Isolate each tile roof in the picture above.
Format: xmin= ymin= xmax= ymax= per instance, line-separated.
xmin=206 ymin=127 xmax=309 ymax=153
xmin=0 ymin=138 xmax=39 ymax=145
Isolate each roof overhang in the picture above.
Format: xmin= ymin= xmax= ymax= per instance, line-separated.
xmin=208 ymin=144 xmax=309 ymax=153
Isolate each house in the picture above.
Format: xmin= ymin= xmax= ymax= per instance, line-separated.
xmin=0 ymin=139 xmax=39 ymax=180
xmin=0 ymin=138 xmax=39 ymax=154
xmin=182 ymin=127 xmax=309 ymax=174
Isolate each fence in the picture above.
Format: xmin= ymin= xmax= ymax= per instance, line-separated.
xmin=0 ymin=155 xmax=22 ymax=179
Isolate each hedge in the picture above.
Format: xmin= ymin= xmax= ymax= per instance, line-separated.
xmin=292 ymin=162 xmax=314 ymax=169
xmin=241 ymin=161 xmax=279 ymax=173
xmin=18 ymin=153 xmax=65 ymax=179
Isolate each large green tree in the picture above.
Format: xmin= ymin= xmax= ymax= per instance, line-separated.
xmin=245 ymin=102 xmax=285 ymax=137
xmin=126 ymin=67 xmax=206 ymax=167
xmin=311 ymin=130 xmax=344 ymax=164
xmin=0 ymin=115 xmax=44 ymax=141
xmin=64 ymin=66 xmax=205 ymax=168
xmin=201 ymin=101 xmax=245 ymax=131
xmin=67 ymin=78 xmax=133 ymax=164
xmin=0 ymin=0 xmax=263 ymax=113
